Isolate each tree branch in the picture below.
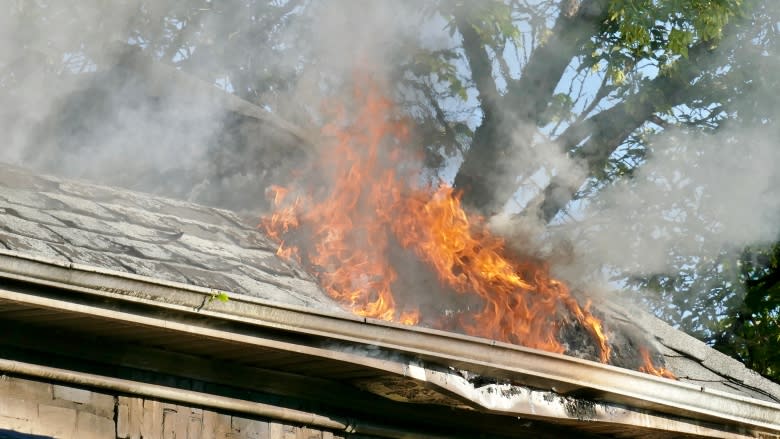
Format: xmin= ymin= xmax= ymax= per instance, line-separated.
xmin=423 ymin=83 xmax=458 ymax=149
xmin=451 ymin=12 xmax=508 ymax=215
xmin=534 ymin=43 xmax=719 ymax=223
xmin=506 ymin=0 xmax=608 ymax=122
xmin=574 ymin=70 xmax=611 ymax=125
xmin=456 ymin=15 xmax=500 ymax=117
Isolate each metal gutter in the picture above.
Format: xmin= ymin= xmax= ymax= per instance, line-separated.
xmin=0 ymin=250 xmax=778 ymax=434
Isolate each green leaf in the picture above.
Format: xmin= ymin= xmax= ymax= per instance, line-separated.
xmin=668 ymin=28 xmax=693 ymax=58
xmin=209 ymin=290 xmax=230 ymax=304
xmin=609 ymin=66 xmax=626 ymax=85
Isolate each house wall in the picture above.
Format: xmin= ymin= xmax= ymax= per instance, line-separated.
xmin=0 ymin=375 xmax=342 ymax=439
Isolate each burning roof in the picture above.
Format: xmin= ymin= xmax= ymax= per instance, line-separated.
xmin=0 ymin=161 xmax=778 ymax=437
xmin=262 ymin=76 xmax=695 ymax=373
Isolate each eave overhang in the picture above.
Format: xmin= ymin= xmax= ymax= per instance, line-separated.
xmin=0 ymin=249 xmax=778 ymax=438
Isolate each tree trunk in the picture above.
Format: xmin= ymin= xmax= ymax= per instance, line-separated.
xmin=453 ymin=0 xmax=608 ymax=216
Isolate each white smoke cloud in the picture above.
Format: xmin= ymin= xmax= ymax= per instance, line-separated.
xmin=0 ymin=1 xmax=430 ymax=206
xmin=567 ymin=127 xmax=780 ymax=278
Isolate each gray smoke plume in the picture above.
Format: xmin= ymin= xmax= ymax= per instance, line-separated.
xmin=570 ymin=128 xmax=780 ymax=275
xmin=0 ymin=1 xmax=429 ymax=210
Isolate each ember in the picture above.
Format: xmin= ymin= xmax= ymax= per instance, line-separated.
xmin=262 ymin=75 xmax=669 ymax=375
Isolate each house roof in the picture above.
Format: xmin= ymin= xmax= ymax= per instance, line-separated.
xmin=1 ymin=161 xmax=779 ymax=438
xmin=0 ymin=162 xmax=340 ymax=313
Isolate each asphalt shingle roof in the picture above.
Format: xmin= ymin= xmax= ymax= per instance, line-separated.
xmin=1 ymin=161 xmax=779 ymax=405
xmin=0 ymin=162 xmax=342 ymax=313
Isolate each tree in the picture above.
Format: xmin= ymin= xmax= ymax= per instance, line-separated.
xmin=715 ymin=2 xmax=780 ymax=381
xmin=713 ymin=243 xmax=780 ymax=381
xmin=399 ymin=0 xmax=780 ymax=380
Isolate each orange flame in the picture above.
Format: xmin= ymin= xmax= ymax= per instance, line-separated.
xmin=392 ymin=185 xmax=611 ymax=360
xmin=639 ymin=347 xmax=676 ymax=379
xmin=262 ymin=75 xmax=611 ymax=361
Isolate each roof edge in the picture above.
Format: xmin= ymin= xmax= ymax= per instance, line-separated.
xmin=0 ymin=249 xmax=778 ymax=433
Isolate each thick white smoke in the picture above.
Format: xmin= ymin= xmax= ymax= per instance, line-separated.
xmin=570 ymin=128 xmax=780 ymax=277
